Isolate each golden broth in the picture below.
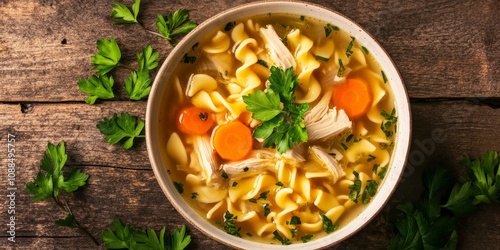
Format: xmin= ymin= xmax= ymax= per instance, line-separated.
xmin=160 ymin=13 xmax=396 ymax=245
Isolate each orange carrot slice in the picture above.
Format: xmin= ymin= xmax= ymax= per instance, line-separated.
xmin=177 ymin=106 xmax=214 ymax=135
xmin=213 ymin=121 xmax=253 ymax=161
xmin=332 ymin=78 xmax=372 ymax=119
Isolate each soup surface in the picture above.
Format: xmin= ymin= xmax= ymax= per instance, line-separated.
xmin=162 ymin=13 xmax=397 ymax=245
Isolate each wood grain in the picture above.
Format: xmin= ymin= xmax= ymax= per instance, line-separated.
xmin=0 ymin=0 xmax=499 ymax=249
xmin=0 ymin=0 xmax=498 ymax=102
xmin=1 ymin=101 xmax=499 ymax=249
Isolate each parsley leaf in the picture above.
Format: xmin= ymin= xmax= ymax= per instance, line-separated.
xmin=461 ymin=151 xmax=500 ymax=204
xmin=137 ymin=45 xmax=159 ymax=72
xmin=111 ymin=0 xmax=141 ymax=25
xmin=91 ymin=37 xmax=121 ymax=75
xmin=242 ymin=89 xmax=281 ymax=121
xmin=96 ymin=112 xmax=145 ymax=149
xmin=25 ymin=142 xmax=97 ymax=245
xmin=124 ymin=70 xmax=151 ymax=101
xmin=77 ymin=74 xmax=115 ymax=104
xmin=26 ymin=142 xmax=88 ymax=200
xmin=101 ymin=218 xmax=191 ymax=250
xmin=243 ymin=66 xmax=309 ymax=154
xmin=156 ymin=9 xmax=198 ymax=46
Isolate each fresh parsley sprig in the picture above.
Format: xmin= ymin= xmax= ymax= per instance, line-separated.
xmin=97 ymin=112 xmax=145 ymax=150
xmin=243 ymin=66 xmax=309 ymax=154
xmin=389 ymin=151 xmax=500 ymax=249
xmin=102 ymin=218 xmax=191 ymax=250
xmin=25 ymin=141 xmax=98 ymax=245
xmin=78 ymin=38 xmax=159 ymax=103
xmin=111 ymin=1 xmax=197 ymax=46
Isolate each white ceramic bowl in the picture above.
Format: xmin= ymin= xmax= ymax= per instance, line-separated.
xmin=146 ymin=1 xmax=411 ymax=249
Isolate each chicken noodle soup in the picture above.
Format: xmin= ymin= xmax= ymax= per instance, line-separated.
xmin=164 ymin=13 xmax=396 ymax=244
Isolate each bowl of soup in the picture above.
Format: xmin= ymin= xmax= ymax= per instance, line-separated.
xmin=146 ymin=1 xmax=411 ymax=248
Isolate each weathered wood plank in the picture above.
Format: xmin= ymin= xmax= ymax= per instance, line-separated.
xmin=0 ymin=101 xmax=499 ymax=248
xmin=0 ymin=101 xmax=149 ymax=169
xmin=0 ymin=0 xmax=498 ymax=102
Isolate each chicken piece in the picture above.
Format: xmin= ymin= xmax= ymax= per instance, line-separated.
xmin=309 ymin=145 xmax=346 ymax=183
xmin=260 ymin=25 xmax=296 ymax=70
xmin=304 ymin=88 xmax=352 ymax=141
xmin=193 ymin=135 xmax=220 ymax=187
xmin=221 ymin=150 xmax=276 ymax=179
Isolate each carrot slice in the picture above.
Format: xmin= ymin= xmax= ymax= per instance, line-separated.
xmin=177 ymin=106 xmax=214 ymax=135
xmin=213 ymin=121 xmax=253 ymax=161
xmin=332 ymin=78 xmax=372 ymax=119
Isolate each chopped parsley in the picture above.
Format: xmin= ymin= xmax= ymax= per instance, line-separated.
xmin=301 ymin=234 xmax=313 ymax=243
xmin=320 ymin=212 xmax=338 ymax=234
xmin=246 ymin=232 xmax=253 ymax=237
xmin=273 ymin=230 xmax=291 ymax=245
xmin=243 ymin=167 xmax=249 ymax=172
xmin=173 ymin=182 xmax=184 ymax=194
xmin=300 ymin=15 xmax=305 ymax=21
xmin=191 ymin=192 xmax=198 ymax=199
xmin=346 ymin=134 xmax=354 ymax=142
xmin=248 ymin=198 xmax=257 ymax=203
xmin=378 ymin=167 xmax=388 ymax=179
xmin=259 ymin=190 xmax=270 ymax=200
xmin=232 ymin=182 xmax=238 ymax=187
xmin=361 ymin=46 xmax=369 ymax=54
xmin=221 ymin=170 xmax=229 ymax=179
xmin=367 ymin=154 xmax=377 ymax=162
xmin=324 ymin=23 xmax=339 ymax=37
xmin=290 ymin=216 xmax=301 ymax=225
xmin=362 ymin=180 xmax=379 ymax=204
xmin=382 ymin=70 xmax=388 ymax=83
xmin=198 ymin=112 xmax=208 ymax=121
xmin=348 ymin=171 xmax=362 ymax=203
xmin=276 ymin=181 xmax=284 ymax=187
xmin=315 ymin=55 xmax=329 ymax=62
xmin=256 ymin=59 xmax=269 ymax=68
xmin=224 ymin=21 xmax=236 ymax=32
xmin=340 ymin=142 xmax=348 ymax=151
xmin=372 ymin=164 xmax=380 ymax=173
xmin=223 ymin=211 xmax=241 ymax=237
xmin=290 ymin=228 xmax=299 ymax=237
xmin=262 ymin=203 xmax=271 ymax=216
xmin=345 ymin=36 xmax=355 ymax=58
xmin=182 ymin=53 xmax=196 ymax=64
xmin=380 ymin=108 xmax=398 ymax=138
xmin=337 ymin=59 xmax=345 ymax=77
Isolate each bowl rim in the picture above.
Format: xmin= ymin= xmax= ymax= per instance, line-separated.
xmin=146 ymin=0 xmax=412 ymax=249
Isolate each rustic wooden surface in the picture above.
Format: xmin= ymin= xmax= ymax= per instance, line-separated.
xmin=0 ymin=0 xmax=499 ymax=249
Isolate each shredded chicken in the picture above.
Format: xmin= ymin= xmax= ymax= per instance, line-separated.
xmin=304 ymin=88 xmax=352 ymax=141
xmin=193 ymin=135 xmax=220 ymax=187
xmin=260 ymin=25 xmax=296 ymax=70
xmin=309 ymin=146 xmax=346 ymax=183
xmin=221 ymin=150 xmax=276 ymax=179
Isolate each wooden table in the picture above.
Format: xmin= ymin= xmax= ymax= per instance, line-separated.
xmin=1 ymin=0 xmax=498 ymax=249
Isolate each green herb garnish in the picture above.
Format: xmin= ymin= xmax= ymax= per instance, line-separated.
xmin=223 ymin=211 xmax=241 ymax=237
xmin=96 ymin=112 xmax=145 ymax=149
xmin=361 ymin=46 xmax=369 ymax=54
xmin=337 ymin=59 xmax=345 ymax=77
xmin=262 ymin=203 xmax=271 ymax=216
xmin=256 ymin=59 xmax=269 ymax=68
xmin=348 ymin=171 xmax=362 ymax=203
xmin=25 ymin=142 xmax=97 ymax=245
xmin=381 ymin=108 xmax=397 ymax=138
xmin=156 ymin=9 xmax=198 ymax=46
xmin=315 ymin=55 xmax=329 ymax=62
xmin=102 ymin=218 xmax=191 ymax=249
xmin=173 ymin=182 xmax=184 ymax=194
xmin=381 ymin=70 xmax=388 ymax=83
xmin=273 ymin=230 xmax=291 ymax=245
xmin=243 ymin=66 xmax=309 ymax=154
xmin=346 ymin=36 xmax=355 ymax=58
xmin=290 ymin=216 xmax=301 ymax=225
xmin=319 ymin=212 xmax=338 ymax=234
xmin=224 ymin=21 xmax=236 ymax=32
xmin=301 ymin=234 xmax=313 ymax=243
xmin=324 ymin=23 xmax=339 ymax=37
xmin=362 ymin=180 xmax=379 ymax=204
xmin=191 ymin=192 xmax=198 ymax=199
